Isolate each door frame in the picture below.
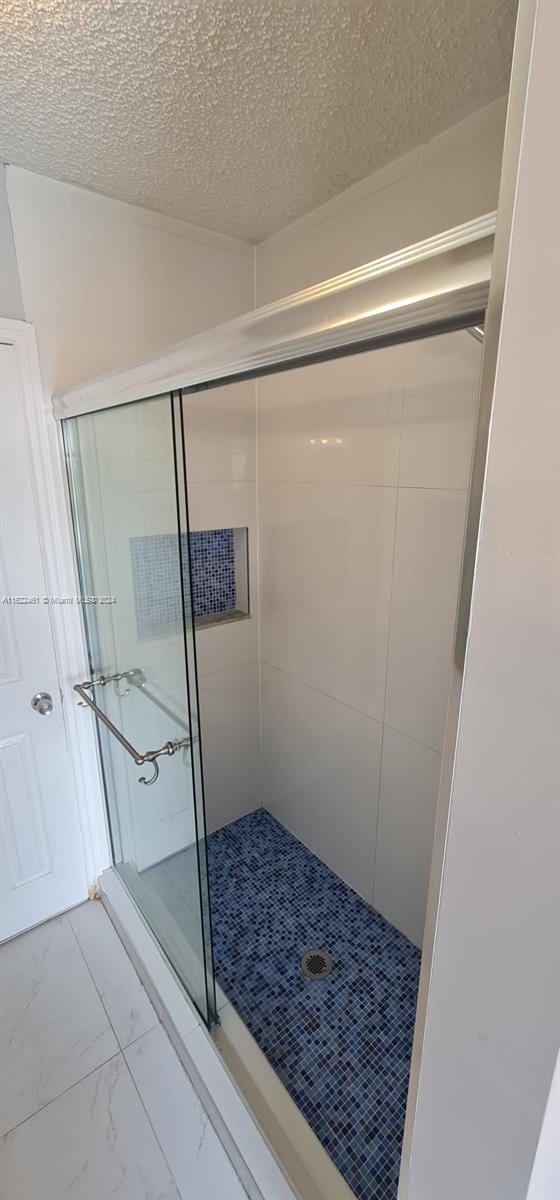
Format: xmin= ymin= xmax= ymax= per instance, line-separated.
xmin=0 ymin=318 xmax=110 ymax=890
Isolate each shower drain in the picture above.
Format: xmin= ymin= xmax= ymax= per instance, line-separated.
xmin=300 ymin=948 xmax=333 ymax=980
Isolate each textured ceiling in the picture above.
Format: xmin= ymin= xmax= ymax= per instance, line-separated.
xmin=1 ymin=0 xmax=517 ymax=242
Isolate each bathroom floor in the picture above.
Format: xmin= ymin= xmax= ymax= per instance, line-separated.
xmin=207 ymin=809 xmax=421 ymax=1200
xmin=0 ymin=902 xmax=246 ymax=1200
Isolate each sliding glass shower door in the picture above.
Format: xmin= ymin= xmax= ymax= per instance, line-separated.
xmin=63 ymin=393 xmax=215 ymax=1025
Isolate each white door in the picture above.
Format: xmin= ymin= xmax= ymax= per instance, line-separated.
xmin=0 ymin=341 xmax=88 ymax=939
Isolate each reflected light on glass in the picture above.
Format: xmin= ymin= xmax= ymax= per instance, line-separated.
xmin=308 ymin=436 xmax=345 ymax=447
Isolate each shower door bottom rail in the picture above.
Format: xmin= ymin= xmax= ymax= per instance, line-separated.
xmin=74 ymin=676 xmax=191 ymax=786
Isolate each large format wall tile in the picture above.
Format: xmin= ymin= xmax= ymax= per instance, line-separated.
xmin=384 ymin=487 xmax=468 ymax=752
xmin=261 ymin=664 xmax=382 ymax=899
xmin=257 ymin=351 xmax=402 ymax=487
xmin=182 ymin=380 xmax=256 ymax=484
xmin=399 ymin=332 xmax=480 ymax=490
xmin=199 ymin=662 xmax=261 ymax=833
xmin=373 ymin=727 xmax=442 ymax=947
xmin=188 ymin=481 xmax=258 ymax=678
xmin=259 ymin=482 xmax=397 ymax=721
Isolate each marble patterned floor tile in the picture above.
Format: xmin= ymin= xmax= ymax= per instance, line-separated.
xmin=0 ymin=915 xmax=118 ymax=1136
xmin=68 ymin=900 xmax=158 ymax=1049
xmin=125 ymin=1024 xmax=247 ymax=1200
xmin=0 ymin=1053 xmax=179 ymax=1200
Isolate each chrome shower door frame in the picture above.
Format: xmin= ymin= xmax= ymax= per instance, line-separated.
xmin=54 ymin=207 xmax=505 ymax=1192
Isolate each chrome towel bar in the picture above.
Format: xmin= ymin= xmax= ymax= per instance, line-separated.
xmin=74 ymin=674 xmax=190 ymax=786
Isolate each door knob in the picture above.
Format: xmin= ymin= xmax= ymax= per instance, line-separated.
xmin=31 ymin=692 xmax=53 ymax=716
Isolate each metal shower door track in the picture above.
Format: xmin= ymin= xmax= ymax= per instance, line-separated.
xmin=53 ymin=212 xmax=495 ymax=419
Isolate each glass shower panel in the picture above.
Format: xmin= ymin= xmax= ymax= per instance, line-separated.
xmin=177 ymin=329 xmax=483 ymax=1200
xmin=63 ymin=394 xmax=215 ymax=1025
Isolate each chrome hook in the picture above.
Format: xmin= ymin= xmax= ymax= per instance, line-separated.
xmin=138 ymin=759 xmax=160 ymax=787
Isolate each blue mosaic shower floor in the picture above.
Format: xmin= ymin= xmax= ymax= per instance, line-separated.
xmin=207 ymin=809 xmax=421 ymax=1200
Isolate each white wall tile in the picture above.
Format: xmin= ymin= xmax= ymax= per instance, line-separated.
xmin=261 ymin=664 xmax=381 ymax=899
xmin=184 ymin=424 xmax=260 ymax=831
xmin=195 ymin=618 xmax=258 ymax=680
xmin=385 ymin=487 xmax=468 ymax=751
xmin=199 ymin=663 xmax=261 ymax=833
xmin=399 ymin=332 xmax=481 ymax=490
xmin=373 ymin=728 xmax=442 ymax=947
xmin=188 ymin=481 xmax=258 ymax=679
xmin=182 ymin=381 xmax=256 ymax=484
xmin=187 ymin=481 xmax=257 ymax=534
xmin=257 ymin=351 xmax=402 ymax=487
xmin=259 ymin=481 xmax=396 ymax=721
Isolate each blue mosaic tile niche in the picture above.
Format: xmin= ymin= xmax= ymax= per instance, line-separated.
xmin=206 ymin=809 xmax=421 ymax=1200
xmin=129 ymin=528 xmax=241 ymax=637
xmin=189 ymin=528 xmax=236 ymax=618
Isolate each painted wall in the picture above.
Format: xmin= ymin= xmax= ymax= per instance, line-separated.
xmin=256 ymin=98 xmax=507 ymax=304
xmin=0 ymin=165 xmax=24 ymax=319
xmin=407 ymin=2 xmax=560 ymax=1195
xmin=6 ymin=167 xmax=254 ymax=397
xmin=257 ymin=333 xmax=481 ymax=946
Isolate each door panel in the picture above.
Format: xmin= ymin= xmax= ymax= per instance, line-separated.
xmin=64 ymin=394 xmax=215 ymax=1025
xmin=0 ymin=343 xmax=87 ymax=939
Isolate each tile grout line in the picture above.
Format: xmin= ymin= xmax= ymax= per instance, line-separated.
xmin=66 ymin=906 xmax=159 ymax=1051
xmin=370 ymin=386 xmax=405 ymax=909
xmin=121 ymin=1032 xmax=188 ymax=1200
xmin=0 ymin=1047 xmax=125 ymax=1142
xmin=259 ymin=658 xmax=385 ymax=724
xmin=259 ymin=480 xmax=469 ymax=491
xmin=255 ymin=377 xmax=265 ymax=813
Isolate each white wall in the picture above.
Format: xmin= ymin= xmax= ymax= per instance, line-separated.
xmin=6 ymin=167 xmax=254 ymax=397
xmin=256 ymin=98 xmax=507 ymax=303
xmin=406 ymin=2 xmax=560 ymax=1195
xmin=257 ymin=333 xmax=481 ymax=945
xmin=0 ymin=165 xmax=24 ymax=319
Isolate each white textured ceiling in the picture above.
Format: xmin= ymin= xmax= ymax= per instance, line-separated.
xmin=1 ymin=0 xmax=517 ymax=242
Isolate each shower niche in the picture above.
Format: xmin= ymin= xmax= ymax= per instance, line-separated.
xmin=130 ymin=525 xmax=249 ymax=640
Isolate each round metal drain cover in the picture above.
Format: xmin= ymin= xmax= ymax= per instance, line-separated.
xmin=300 ymin=948 xmax=333 ymax=980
